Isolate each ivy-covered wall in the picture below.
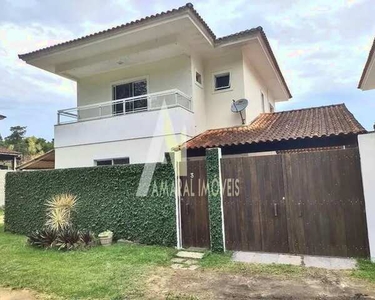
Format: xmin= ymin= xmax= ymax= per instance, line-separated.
xmin=206 ymin=148 xmax=224 ymax=252
xmin=5 ymin=157 xmax=177 ymax=247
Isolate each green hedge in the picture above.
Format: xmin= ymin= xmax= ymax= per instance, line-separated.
xmin=206 ymin=148 xmax=224 ymax=252
xmin=5 ymin=158 xmax=177 ymax=247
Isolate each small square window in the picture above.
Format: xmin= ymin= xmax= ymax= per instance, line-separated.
xmin=96 ymin=160 xmax=112 ymax=166
xmin=195 ymin=71 xmax=202 ymax=85
xmin=113 ymin=157 xmax=130 ymax=165
xmin=214 ymin=73 xmax=230 ymax=91
xmin=95 ymin=157 xmax=130 ymax=166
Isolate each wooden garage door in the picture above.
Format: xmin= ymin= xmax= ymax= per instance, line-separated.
xmin=221 ymin=148 xmax=369 ymax=258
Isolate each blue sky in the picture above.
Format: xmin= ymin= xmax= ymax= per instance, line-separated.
xmin=0 ymin=0 xmax=375 ymax=140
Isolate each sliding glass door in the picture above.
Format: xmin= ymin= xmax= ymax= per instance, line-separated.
xmin=112 ymin=79 xmax=147 ymax=115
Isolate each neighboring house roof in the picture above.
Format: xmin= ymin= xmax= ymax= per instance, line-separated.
xmin=18 ymin=3 xmax=291 ymax=99
xmin=17 ymin=150 xmax=55 ymax=170
xmin=0 ymin=147 xmax=21 ymax=156
xmin=180 ymin=104 xmax=366 ymax=149
xmin=358 ymin=38 xmax=375 ymax=90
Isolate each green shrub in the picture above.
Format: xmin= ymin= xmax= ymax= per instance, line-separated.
xmin=5 ymin=159 xmax=177 ymax=247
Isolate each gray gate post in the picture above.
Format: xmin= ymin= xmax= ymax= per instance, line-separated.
xmin=206 ymin=148 xmax=225 ymax=252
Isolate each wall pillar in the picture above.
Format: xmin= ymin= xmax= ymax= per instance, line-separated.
xmin=358 ymin=132 xmax=375 ymax=261
xmin=206 ymin=148 xmax=225 ymax=252
xmin=167 ymin=151 xmax=183 ymax=249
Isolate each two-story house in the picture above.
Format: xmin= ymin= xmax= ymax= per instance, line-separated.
xmin=18 ymin=3 xmax=292 ymax=169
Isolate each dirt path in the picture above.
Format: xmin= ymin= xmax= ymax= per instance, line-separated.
xmin=147 ymin=267 xmax=375 ymax=299
xmin=0 ymin=288 xmax=38 ymax=300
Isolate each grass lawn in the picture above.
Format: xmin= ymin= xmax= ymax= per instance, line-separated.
xmin=0 ymin=219 xmax=176 ymax=299
xmin=0 ymin=207 xmax=374 ymax=299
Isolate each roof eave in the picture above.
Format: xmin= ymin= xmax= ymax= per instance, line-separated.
xmin=358 ymin=38 xmax=375 ymax=90
xmin=18 ymin=3 xmax=216 ymax=63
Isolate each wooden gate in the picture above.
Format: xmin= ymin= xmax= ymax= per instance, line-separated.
xmin=221 ymin=148 xmax=369 ymax=257
xmin=179 ymin=159 xmax=210 ymax=248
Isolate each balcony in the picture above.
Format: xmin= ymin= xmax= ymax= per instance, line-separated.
xmin=57 ymin=89 xmax=192 ymax=125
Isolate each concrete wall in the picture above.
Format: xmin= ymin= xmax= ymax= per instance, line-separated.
xmin=191 ymin=54 xmax=207 ymax=134
xmin=358 ymin=132 xmax=375 ymax=261
xmin=203 ymin=49 xmax=246 ymax=129
xmin=0 ymin=171 xmax=9 ymax=207
xmin=55 ymin=48 xmax=280 ymax=168
xmin=243 ymin=52 xmax=276 ymax=123
xmin=55 ymin=106 xmax=194 ymax=168
xmin=55 ymin=106 xmax=195 ymax=148
xmin=55 ymin=133 xmax=189 ymax=168
xmin=77 ymin=55 xmax=192 ymax=107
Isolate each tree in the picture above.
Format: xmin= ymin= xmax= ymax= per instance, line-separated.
xmin=1 ymin=126 xmax=54 ymax=159
xmin=4 ymin=126 xmax=27 ymax=153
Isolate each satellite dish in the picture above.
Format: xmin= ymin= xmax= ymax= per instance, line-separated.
xmin=231 ymin=99 xmax=249 ymax=124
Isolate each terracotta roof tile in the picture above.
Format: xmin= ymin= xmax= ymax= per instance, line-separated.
xmin=182 ymin=104 xmax=366 ymax=149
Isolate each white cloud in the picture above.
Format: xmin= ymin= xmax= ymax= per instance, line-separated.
xmin=1 ymin=0 xmax=375 ymax=139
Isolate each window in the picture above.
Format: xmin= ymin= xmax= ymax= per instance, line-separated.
xmin=214 ymin=72 xmax=231 ymax=91
xmin=261 ymin=92 xmax=265 ymax=112
xmin=112 ymin=79 xmax=147 ymax=115
xmin=95 ymin=157 xmax=130 ymax=166
xmin=195 ymin=71 xmax=202 ymax=86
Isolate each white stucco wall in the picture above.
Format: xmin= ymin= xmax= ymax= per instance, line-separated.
xmin=77 ymin=55 xmax=192 ymax=107
xmin=55 ymin=106 xmax=195 ymax=148
xmin=55 ymin=133 xmax=189 ymax=168
xmin=358 ymin=132 xmax=375 ymax=261
xmin=203 ymin=49 xmax=245 ymax=129
xmin=243 ymin=53 xmax=276 ymax=123
xmin=0 ymin=171 xmax=9 ymax=207
xmin=191 ymin=54 xmax=207 ymax=134
xmin=55 ymin=47 xmax=282 ymax=168
xmin=55 ymin=106 xmax=194 ymax=168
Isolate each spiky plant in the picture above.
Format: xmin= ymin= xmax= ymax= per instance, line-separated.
xmin=45 ymin=194 xmax=77 ymax=231
xmin=27 ymin=228 xmax=58 ymax=248
xmin=79 ymin=230 xmax=96 ymax=247
xmin=56 ymin=227 xmax=80 ymax=251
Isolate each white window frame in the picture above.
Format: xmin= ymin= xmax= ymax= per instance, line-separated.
xmin=195 ymin=69 xmax=203 ymax=88
xmin=95 ymin=157 xmax=130 ymax=166
xmin=212 ymin=70 xmax=232 ymax=93
xmin=110 ymin=75 xmax=149 ymax=99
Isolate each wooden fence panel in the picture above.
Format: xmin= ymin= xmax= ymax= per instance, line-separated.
xmin=180 ymin=159 xmax=210 ymax=249
xmin=220 ymin=148 xmax=369 ymax=258
xmin=221 ymin=155 xmax=289 ymax=253
xmin=283 ymin=149 xmax=369 ymax=257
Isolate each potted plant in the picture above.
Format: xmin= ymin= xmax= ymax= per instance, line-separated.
xmin=98 ymin=230 xmax=113 ymax=246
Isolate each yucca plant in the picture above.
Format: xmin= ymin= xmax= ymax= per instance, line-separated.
xmin=45 ymin=194 xmax=77 ymax=231
xmin=27 ymin=228 xmax=58 ymax=248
